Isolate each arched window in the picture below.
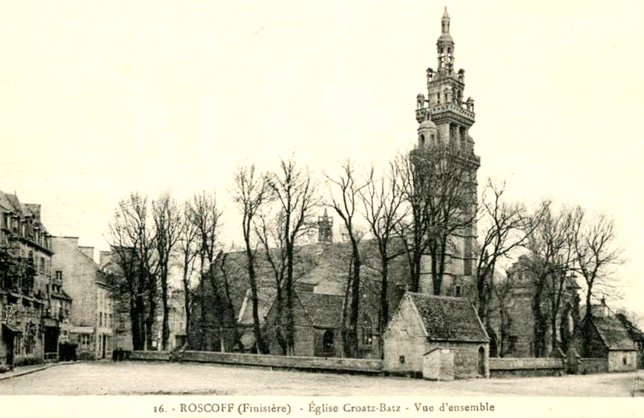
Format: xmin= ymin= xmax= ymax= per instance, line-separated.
xmin=322 ymin=330 xmax=334 ymax=350
xmin=361 ymin=315 xmax=373 ymax=345
xmin=478 ymin=346 xmax=486 ymax=376
xmin=419 ymin=134 xmax=426 ymax=147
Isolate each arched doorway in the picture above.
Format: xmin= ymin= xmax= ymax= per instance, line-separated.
xmin=478 ymin=346 xmax=486 ymax=377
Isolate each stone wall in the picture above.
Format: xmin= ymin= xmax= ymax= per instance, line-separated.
xmin=578 ymin=358 xmax=608 ymax=374
xmin=426 ymin=341 xmax=487 ymax=379
xmin=130 ymin=350 xmax=383 ymax=374
xmin=130 ymin=351 xmax=171 ymax=361
xmin=608 ymin=351 xmax=637 ymax=372
xmin=489 ymin=357 xmax=565 ymax=377
xmin=383 ymin=300 xmax=427 ymax=375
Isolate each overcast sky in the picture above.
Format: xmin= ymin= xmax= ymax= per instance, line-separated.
xmin=1 ymin=1 xmax=643 ymax=314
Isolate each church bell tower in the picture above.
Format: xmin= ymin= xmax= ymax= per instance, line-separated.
xmin=414 ymin=8 xmax=480 ymax=296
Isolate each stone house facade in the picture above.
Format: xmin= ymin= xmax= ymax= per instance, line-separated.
xmin=384 ymin=292 xmax=489 ymax=378
xmin=52 ymin=237 xmax=115 ymax=360
xmin=0 ymin=191 xmax=62 ymax=366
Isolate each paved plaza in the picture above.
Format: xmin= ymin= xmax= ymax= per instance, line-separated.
xmin=0 ymin=361 xmax=641 ymax=396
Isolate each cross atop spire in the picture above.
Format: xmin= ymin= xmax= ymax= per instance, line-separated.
xmin=442 ymin=6 xmax=450 ymax=32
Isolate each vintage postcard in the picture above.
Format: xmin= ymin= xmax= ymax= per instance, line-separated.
xmin=0 ymin=1 xmax=642 ymax=417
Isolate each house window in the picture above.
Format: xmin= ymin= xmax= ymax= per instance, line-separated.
xmin=55 ymin=271 xmax=62 ymax=281
xmin=14 ymin=335 xmax=22 ymax=355
xmin=25 ymin=334 xmax=35 ymax=355
xmin=623 ymin=357 xmax=627 ymax=365
xmin=322 ymin=330 xmax=335 ymax=350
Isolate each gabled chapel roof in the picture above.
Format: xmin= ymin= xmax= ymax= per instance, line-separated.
xmin=406 ymin=292 xmax=488 ymax=343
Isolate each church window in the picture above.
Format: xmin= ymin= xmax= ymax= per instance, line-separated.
xmin=361 ymin=315 xmax=373 ymax=345
xmin=464 ymin=238 xmax=473 ymax=276
xmin=455 ymin=285 xmax=462 ymax=297
xmin=25 ymin=333 xmax=35 ymax=355
xmin=419 ymin=134 xmax=425 ymax=147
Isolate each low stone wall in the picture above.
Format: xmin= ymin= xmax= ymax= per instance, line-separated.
xmin=489 ymin=357 xmax=565 ymax=377
xmin=578 ymin=358 xmax=608 ymax=374
xmin=130 ymin=350 xmax=383 ymax=374
xmin=130 ymin=351 xmax=171 ymax=361
xmin=180 ymin=351 xmax=383 ymax=374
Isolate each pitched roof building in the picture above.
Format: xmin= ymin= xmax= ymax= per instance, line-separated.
xmin=384 ymin=292 xmax=488 ymax=378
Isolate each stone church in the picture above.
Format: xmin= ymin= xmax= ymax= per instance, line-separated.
xmin=383 ymin=7 xmax=489 ymax=378
xmin=413 ymin=7 xmax=481 ymax=298
xmin=191 ymin=9 xmax=489 ymax=377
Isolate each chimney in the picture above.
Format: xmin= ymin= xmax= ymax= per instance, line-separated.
xmin=79 ymin=246 xmax=95 ymax=261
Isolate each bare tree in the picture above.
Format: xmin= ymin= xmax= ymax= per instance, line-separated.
xmin=190 ymin=191 xmax=225 ymax=350
xmin=255 ymin=211 xmax=288 ymax=354
xmin=523 ymin=203 xmax=575 ymax=356
xmin=493 ymin=271 xmax=519 ymax=357
xmin=178 ymin=201 xmax=199 ymax=346
xmin=475 ymin=179 xmax=541 ymax=327
xmin=327 ymin=160 xmax=367 ymax=357
xmin=267 ymin=156 xmax=319 ymax=356
xmin=152 ymin=192 xmax=182 ymax=351
xmin=571 ymin=206 xmax=624 ymax=354
xmin=396 ymin=147 xmax=476 ymax=295
xmin=358 ymin=163 xmax=405 ymax=357
xmin=107 ymin=192 xmax=156 ymax=351
xmin=233 ymin=164 xmax=272 ymax=354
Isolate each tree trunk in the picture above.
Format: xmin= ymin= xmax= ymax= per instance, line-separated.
xmin=347 ymin=241 xmax=361 ymax=358
xmin=275 ymin=287 xmax=286 ymax=355
xmin=161 ymin=275 xmax=169 ymax=351
xmin=183 ymin=287 xmax=191 ymax=348
xmin=285 ymin=243 xmax=295 ymax=356
xmin=532 ymin=281 xmax=546 ymax=357
xmin=583 ymin=290 xmax=593 ymax=357
xmin=245 ymin=246 xmax=266 ymax=354
xmin=379 ymin=253 xmax=389 ymax=357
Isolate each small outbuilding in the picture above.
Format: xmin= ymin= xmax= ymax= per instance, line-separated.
xmin=584 ymin=315 xmax=638 ymax=372
xmin=384 ymin=292 xmax=489 ymax=379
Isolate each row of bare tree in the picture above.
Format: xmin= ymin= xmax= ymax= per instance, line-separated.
xmin=107 ymin=191 xmax=223 ymax=351
xmin=107 ymin=146 xmax=623 ymax=358
xmin=476 ymin=185 xmax=623 ymax=357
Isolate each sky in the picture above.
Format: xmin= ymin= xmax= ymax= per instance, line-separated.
xmin=1 ymin=1 xmax=643 ymax=314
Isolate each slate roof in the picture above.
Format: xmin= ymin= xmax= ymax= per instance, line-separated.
xmin=592 ymin=315 xmax=637 ymax=351
xmin=296 ymin=290 xmax=344 ymax=329
xmin=616 ymin=313 xmax=644 ymax=342
xmin=406 ymin=292 xmax=488 ymax=343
